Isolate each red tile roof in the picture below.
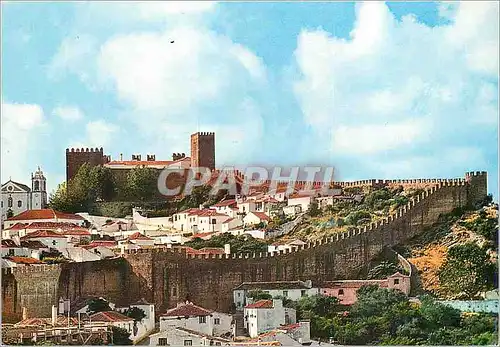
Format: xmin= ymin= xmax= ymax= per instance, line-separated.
xmin=1 ymin=239 xmax=19 ymax=248
xmin=250 ymin=212 xmax=271 ymax=222
xmin=191 ymin=232 xmax=215 ymax=239
xmin=161 ymin=302 xmax=212 ymax=317
xmin=90 ymin=311 xmax=133 ymax=322
xmin=61 ymin=228 xmax=91 ymax=236
xmin=6 ymin=209 xmax=84 ymax=221
xmin=128 ymin=232 xmax=153 ymax=241
xmin=106 ymin=160 xmax=174 ymax=166
xmin=6 ymin=256 xmax=44 ymax=265
xmin=222 ymin=218 xmax=235 ymax=224
xmin=212 ymin=199 xmax=236 ymax=207
xmin=15 ymin=316 xmax=78 ymax=327
xmin=4 ymin=222 xmax=29 ymax=230
xmin=21 ymin=230 xmax=67 ymax=239
xmin=245 ymin=300 xmax=273 ymax=309
xmin=84 ymin=241 xmax=118 ymax=248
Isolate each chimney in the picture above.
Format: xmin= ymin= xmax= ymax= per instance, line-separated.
xmin=224 ymin=243 xmax=231 ymax=255
xmin=304 ymin=280 xmax=312 ymax=288
xmin=12 ymin=235 xmax=20 ymax=246
xmin=22 ymin=307 xmax=27 ymax=320
xmin=51 ymin=305 xmax=57 ymax=325
xmin=199 ymin=204 xmax=204 ymax=210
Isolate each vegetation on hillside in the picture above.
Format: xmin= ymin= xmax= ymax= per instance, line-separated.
xmin=184 ymin=233 xmax=268 ymax=253
xmin=285 ymin=288 xmax=497 ymax=345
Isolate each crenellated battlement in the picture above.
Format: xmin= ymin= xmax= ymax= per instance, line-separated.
xmin=66 ymin=147 xmax=104 ymax=153
xmin=13 ymin=264 xmax=61 ymax=274
xmin=196 ymin=132 xmax=215 ymax=137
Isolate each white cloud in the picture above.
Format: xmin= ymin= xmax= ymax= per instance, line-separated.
xmin=85 ymin=120 xmax=119 ymax=148
xmin=333 ymin=118 xmax=431 ymax=155
xmin=52 ymin=106 xmax=84 ymax=121
xmin=1 ymin=102 xmax=45 ymax=182
xmin=293 ymin=0 xmax=498 ymax=164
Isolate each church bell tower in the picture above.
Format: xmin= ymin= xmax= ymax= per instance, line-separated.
xmin=31 ymin=166 xmax=47 ymax=209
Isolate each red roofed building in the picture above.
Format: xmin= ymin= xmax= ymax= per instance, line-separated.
xmin=158 ymin=301 xmax=233 ymax=338
xmin=320 ymin=272 xmax=411 ymax=305
xmin=90 ymin=311 xmax=134 ymax=335
xmin=4 ymin=209 xmax=85 ymax=229
xmin=244 ymin=299 xmax=296 ymax=338
xmin=243 ymin=212 xmax=272 ymax=227
xmin=125 ymin=232 xmax=155 ymax=246
xmin=20 ymin=229 xmax=69 ymax=251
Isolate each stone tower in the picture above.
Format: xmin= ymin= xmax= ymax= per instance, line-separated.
xmin=66 ymin=148 xmax=108 ymax=183
xmin=31 ymin=166 xmax=47 ymax=209
xmin=465 ymin=171 xmax=488 ymax=205
xmin=190 ymin=132 xmax=215 ymax=171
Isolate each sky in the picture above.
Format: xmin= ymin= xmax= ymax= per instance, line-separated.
xmin=1 ymin=1 xmax=498 ymax=198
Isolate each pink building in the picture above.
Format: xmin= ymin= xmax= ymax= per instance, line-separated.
xmin=320 ymin=272 xmax=410 ymax=305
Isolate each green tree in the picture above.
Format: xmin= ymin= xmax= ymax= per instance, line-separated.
xmin=367 ymin=261 xmax=400 ymax=279
xmin=124 ymin=166 xmax=158 ymax=201
xmin=87 ymin=298 xmax=112 ymax=314
xmin=126 ymin=306 xmax=146 ymax=322
xmin=247 ymin=290 xmax=272 ymax=301
xmin=308 ymin=201 xmax=321 ymax=217
xmin=111 ymin=326 xmax=132 ymax=345
xmin=438 ymin=243 xmax=495 ymax=298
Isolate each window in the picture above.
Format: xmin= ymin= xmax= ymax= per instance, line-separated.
xmin=17 ymin=200 xmax=22 ymax=208
xmin=215 ymin=343 xmax=221 ymax=346
xmin=199 ymin=316 xmax=206 ymax=324
xmin=8 ymin=249 xmax=15 ymax=256
xmin=283 ymin=290 xmax=288 ymax=297
xmin=8 ymin=197 xmax=12 ymax=208
xmin=1 ymin=201 xmax=2 ymax=207
xmin=158 ymin=338 xmax=168 ymax=346
xmin=237 ymin=293 xmax=241 ymax=297
xmin=214 ymin=318 xmax=220 ymax=325
xmin=301 ymin=290 xmax=306 ymax=297
xmin=34 ymin=181 xmax=40 ymax=191
xmin=394 ymin=278 xmax=400 ymax=285
xmin=338 ymin=289 xmax=344 ymax=296
xmin=184 ymin=340 xmax=192 ymax=346
xmin=211 ymin=219 xmax=216 ymax=224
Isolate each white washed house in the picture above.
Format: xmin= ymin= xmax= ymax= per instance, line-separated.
xmin=244 ymin=299 xmax=296 ymax=338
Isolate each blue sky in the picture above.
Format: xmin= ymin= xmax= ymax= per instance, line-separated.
xmin=1 ymin=1 xmax=498 ymax=198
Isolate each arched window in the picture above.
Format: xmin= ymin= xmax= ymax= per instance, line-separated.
xmin=17 ymin=200 xmax=22 ymax=208
xmin=8 ymin=197 xmax=13 ymax=208
xmin=34 ymin=181 xmax=40 ymax=191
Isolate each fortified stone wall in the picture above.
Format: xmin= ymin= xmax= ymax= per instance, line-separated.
xmin=2 ymin=172 xmax=486 ymax=321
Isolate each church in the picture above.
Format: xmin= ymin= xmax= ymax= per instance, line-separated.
xmin=1 ymin=167 xmax=47 ymax=221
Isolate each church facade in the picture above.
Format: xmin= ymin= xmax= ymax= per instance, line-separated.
xmin=1 ymin=167 xmax=47 ymax=221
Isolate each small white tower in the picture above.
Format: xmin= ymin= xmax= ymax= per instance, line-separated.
xmin=31 ymin=166 xmax=47 ymax=209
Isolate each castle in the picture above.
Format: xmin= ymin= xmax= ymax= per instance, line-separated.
xmin=1 ymin=171 xmax=488 ymax=322
xmin=65 ymin=131 xmax=216 ymax=187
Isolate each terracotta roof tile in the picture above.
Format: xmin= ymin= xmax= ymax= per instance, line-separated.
xmin=127 ymin=232 xmax=153 ymax=241
xmin=6 ymin=209 xmax=84 ymax=221
xmin=161 ymin=302 xmax=212 ymax=317
xmin=249 ymin=212 xmax=271 ymax=222
xmin=21 ymin=230 xmax=66 ymax=240
xmin=245 ymin=300 xmax=273 ymax=309
xmin=90 ymin=311 xmax=133 ymax=322
xmin=6 ymin=256 xmax=44 ymax=264
xmin=212 ymin=199 xmax=236 ymax=207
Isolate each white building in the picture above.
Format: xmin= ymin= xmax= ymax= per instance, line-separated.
xmin=238 ymin=200 xmax=256 ymax=215
xmin=268 ymin=240 xmax=307 ymax=254
xmin=287 ymin=195 xmax=314 ymax=212
xmin=233 ymin=280 xmax=318 ymax=311
xmin=210 ymin=199 xmax=237 ymax=216
xmin=283 ymin=205 xmax=302 ymax=218
xmin=158 ymin=302 xmax=233 ymax=336
xmin=221 ymin=218 xmax=244 ymax=233
xmin=150 ymin=302 xmax=233 ymax=346
xmin=20 ymin=230 xmax=69 ymax=251
xmin=243 ymin=299 xmax=296 ymax=338
xmin=115 ymin=298 xmax=156 ymax=342
xmin=89 ymin=311 xmax=134 ymax=338
xmin=1 ymin=167 xmax=48 ymax=222
xmin=243 ymin=212 xmax=271 ymax=227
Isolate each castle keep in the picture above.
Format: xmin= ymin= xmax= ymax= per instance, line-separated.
xmin=1 ymin=172 xmax=488 ymax=322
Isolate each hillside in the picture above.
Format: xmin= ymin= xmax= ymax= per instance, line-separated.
xmin=405 ymin=203 xmax=498 ymax=299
